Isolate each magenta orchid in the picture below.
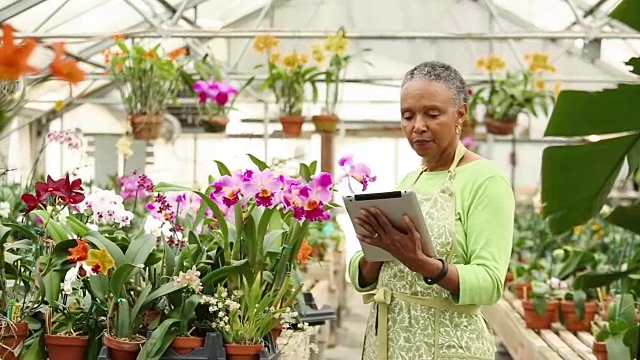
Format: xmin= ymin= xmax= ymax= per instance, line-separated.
xmin=118 ymin=171 xmax=154 ymax=201
xmin=338 ymin=155 xmax=377 ymax=192
xmin=193 ymin=78 xmax=238 ymax=114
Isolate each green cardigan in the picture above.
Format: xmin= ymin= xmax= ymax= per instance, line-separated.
xmin=348 ymin=159 xmax=515 ymax=306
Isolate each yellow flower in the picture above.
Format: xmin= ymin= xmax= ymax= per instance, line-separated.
xmin=534 ymin=78 xmax=546 ymax=91
xmin=525 ymin=51 xmax=556 ymax=73
xmin=253 ymin=34 xmax=279 ymax=53
xmin=476 ymin=54 xmax=506 ymax=73
xmin=323 ymin=30 xmax=350 ymax=54
xmin=283 ymin=51 xmax=300 ymax=69
xmin=311 ymin=44 xmax=325 ymax=63
xmin=591 ymin=224 xmax=602 ymax=232
xmin=573 ymin=226 xmax=583 ymax=234
xmin=553 ymin=81 xmax=562 ymax=97
xmin=85 ymin=248 xmax=115 ymax=276
xmin=298 ymin=53 xmax=309 ymax=65
xmin=269 ymin=52 xmax=281 ymax=64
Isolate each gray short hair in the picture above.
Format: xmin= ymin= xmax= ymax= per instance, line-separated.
xmin=401 ymin=61 xmax=468 ymax=107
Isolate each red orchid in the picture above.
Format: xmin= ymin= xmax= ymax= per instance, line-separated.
xmin=21 ymin=174 xmax=85 ymax=214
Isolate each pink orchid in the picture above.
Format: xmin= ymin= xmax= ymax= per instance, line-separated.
xmin=193 ymin=78 xmax=238 ymax=106
xmin=245 ymin=169 xmax=283 ymax=208
xmin=210 ymin=172 xmax=246 ymax=207
xmin=338 ymin=155 xmax=377 ymax=192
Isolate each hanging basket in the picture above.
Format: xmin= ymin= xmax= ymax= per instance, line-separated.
xmin=312 ymin=114 xmax=339 ymax=133
xmin=279 ymin=115 xmax=305 ymax=137
xmin=201 ymin=115 xmax=229 ymax=133
xmin=128 ymin=114 xmax=164 ymax=141
xmin=484 ymin=116 xmax=517 ymax=136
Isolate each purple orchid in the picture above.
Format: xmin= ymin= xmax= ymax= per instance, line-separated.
xmin=338 ymin=155 xmax=377 ymax=192
xmin=193 ymin=78 xmax=238 ymax=106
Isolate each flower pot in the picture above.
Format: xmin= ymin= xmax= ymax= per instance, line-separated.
xmin=103 ymin=333 xmax=145 ymax=360
xmin=592 ymin=341 xmax=607 ymax=360
xmin=129 ymin=114 xmax=164 ymax=140
xmin=279 ymin=115 xmax=305 ymax=137
xmin=311 ymin=114 xmax=339 ymax=133
xmin=270 ymin=324 xmax=283 ymax=342
xmin=522 ymin=300 xmax=558 ymax=330
xmin=0 ymin=322 xmax=28 ymax=360
xmin=512 ymin=281 xmax=531 ymax=299
xmin=560 ymin=301 xmax=598 ymax=333
xmin=201 ymin=115 xmax=229 ymax=133
xmin=504 ymin=272 xmax=513 ymax=290
xmin=45 ymin=334 xmax=88 ymax=360
xmin=484 ymin=116 xmax=517 ymax=136
xmin=224 ymin=344 xmax=264 ymax=360
xmin=461 ymin=117 xmax=477 ymax=138
xmin=171 ymin=336 xmax=205 ymax=355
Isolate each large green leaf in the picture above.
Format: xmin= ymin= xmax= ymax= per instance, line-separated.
xmin=606 ymin=204 xmax=640 ymax=236
xmin=110 ymin=263 xmax=140 ymax=299
xmin=545 ymin=86 xmax=640 ymax=137
xmin=610 ymin=0 xmax=640 ymax=33
xmin=125 ymin=234 xmax=156 ymax=265
xmin=541 ymin=134 xmax=640 ymax=234
xmin=84 ymin=231 xmax=126 ymax=266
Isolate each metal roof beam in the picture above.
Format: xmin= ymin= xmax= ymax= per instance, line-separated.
xmin=0 ymin=0 xmax=48 ymax=22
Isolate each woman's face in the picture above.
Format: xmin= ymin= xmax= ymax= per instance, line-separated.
xmin=400 ymin=80 xmax=466 ymax=159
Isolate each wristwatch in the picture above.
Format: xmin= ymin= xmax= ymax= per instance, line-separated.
xmin=423 ymin=258 xmax=449 ymax=285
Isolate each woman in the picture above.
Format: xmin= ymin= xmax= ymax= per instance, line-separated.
xmin=349 ymin=61 xmax=514 ymax=360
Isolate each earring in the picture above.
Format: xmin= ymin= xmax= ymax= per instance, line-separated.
xmin=455 ymin=124 xmax=462 ymax=135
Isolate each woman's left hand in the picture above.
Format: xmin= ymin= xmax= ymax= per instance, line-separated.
xmin=355 ymin=207 xmax=426 ymax=272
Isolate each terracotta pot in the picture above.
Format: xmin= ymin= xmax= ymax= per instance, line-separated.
xmin=512 ymin=282 xmax=532 ymax=299
xmin=103 ymin=333 xmax=145 ymax=360
xmin=171 ymin=336 xmax=205 ymax=355
xmin=270 ymin=324 xmax=283 ymax=342
xmin=522 ymin=300 xmax=558 ymax=330
xmin=279 ymin=115 xmax=305 ymax=137
xmin=592 ymin=341 xmax=607 ymax=360
xmin=311 ymin=114 xmax=339 ymax=133
xmin=0 ymin=322 xmax=28 ymax=360
xmin=129 ymin=114 xmax=164 ymax=140
xmin=504 ymin=272 xmax=514 ymax=290
xmin=201 ymin=115 xmax=229 ymax=133
xmin=560 ymin=301 xmax=598 ymax=333
xmin=224 ymin=343 xmax=264 ymax=360
xmin=45 ymin=334 xmax=88 ymax=360
xmin=484 ymin=116 xmax=517 ymax=136
xmin=461 ymin=117 xmax=477 ymax=138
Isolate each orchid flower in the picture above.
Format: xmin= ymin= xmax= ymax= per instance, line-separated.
xmin=337 ymin=155 xmax=377 ymax=193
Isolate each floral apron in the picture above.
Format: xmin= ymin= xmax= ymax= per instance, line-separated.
xmin=361 ymin=142 xmax=496 ymax=360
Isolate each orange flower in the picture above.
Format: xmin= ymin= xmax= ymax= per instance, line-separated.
xmin=113 ymin=34 xmax=125 ymax=42
xmin=142 ymin=51 xmax=157 ymax=60
xmin=67 ymin=239 xmax=90 ymax=262
xmin=296 ymin=240 xmax=313 ymax=266
xmin=0 ymin=23 xmax=39 ymax=80
xmin=49 ymin=42 xmax=86 ymax=84
xmin=169 ymin=47 xmax=187 ymax=60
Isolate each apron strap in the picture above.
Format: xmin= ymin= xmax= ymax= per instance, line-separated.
xmin=363 ymin=287 xmax=481 ymax=360
xmin=448 ymin=141 xmax=467 ymax=172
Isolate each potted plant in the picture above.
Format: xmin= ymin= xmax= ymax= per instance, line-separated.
xmin=310 ymin=28 xmax=352 ymax=133
xmin=593 ymin=293 xmax=637 ymax=360
xmin=522 ymin=281 xmax=558 ymax=330
xmin=560 ymin=289 xmax=598 ymax=333
xmin=469 ymin=52 xmax=557 ymax=135
xmin=106 ymin=35 xmax=186 ymax=140
xmin=185 ymin=56 xmax=253 ymax=133
xmin=253 ymin=34 xmax=323 ymax=137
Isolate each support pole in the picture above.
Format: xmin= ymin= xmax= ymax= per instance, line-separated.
xmin=320 ymin=133 xmax=335 ymax=175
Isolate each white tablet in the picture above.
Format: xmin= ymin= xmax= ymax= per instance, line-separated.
xmin=342 ymin=190 xmax=435 ymax=262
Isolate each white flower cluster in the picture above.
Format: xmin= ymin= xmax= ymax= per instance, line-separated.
xmin=201 ymin=289 xmax=242 ymax=333
xmin=174 ymin=266 xmax=203 ymax=294
xmin=77 ymin=189 xmax=134 ymax=227
xmin=0 ymin=201 xmax=10 ymax=218
xmin=274 ymin=307 xmax=299 ymax=330
xmin=47 ymin=129 xmax=84 ymax=150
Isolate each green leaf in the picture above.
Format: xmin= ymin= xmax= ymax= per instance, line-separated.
xmin=247 ymin=154 xmax=269 ymax=170
xmin=125 ymin=234 xmax=157 ymax=265
xmin=143 ymin=282 xmax=184 ymax=306
xmin=608 ymin=294 xmax=636 ymax=327
xmin=193 ymin=191 xmax=228 ymax=240
xmin=89 ymin=274 xmax=109 ymax=302
xmin=215 ymin=160 xmax=232 ymax=176
xmin=557 ymin=250 xmax=595 ymax=280
xmin=110 ymin=263 xmax=140 ymax=299
xmin=32 ymin=210 xmax=68 ymax=242
xmin=545 ymin=86 xmax=640 ymax=137
xmin=153 ymin=182 xmax=193 ymax=192
xmin=2 ymin=223 xmax=38 ymax=241
xmin=606 ymin=204 xmax=640 ymax=236
xmin=299 ymin=164 xmax=312 ymax=182
xmin=606 ymin=334 xmax=633 ymax=360
xmin=201 ymin=259 xmax=248 ymax=285
xmin=43 ymin=270 xmax=61 ymax=305
xmin=610 ymin=0 xmax=640 ymax=33
xmin=573 ymin=268 xmax=639 ymax=290
xmin=138 ymin=318 xmax=179 ymax=360
xmin=541 ymin=134 xmax=640 ymax=234
xmin=65 ymin=216 xmax=91 ymax=237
